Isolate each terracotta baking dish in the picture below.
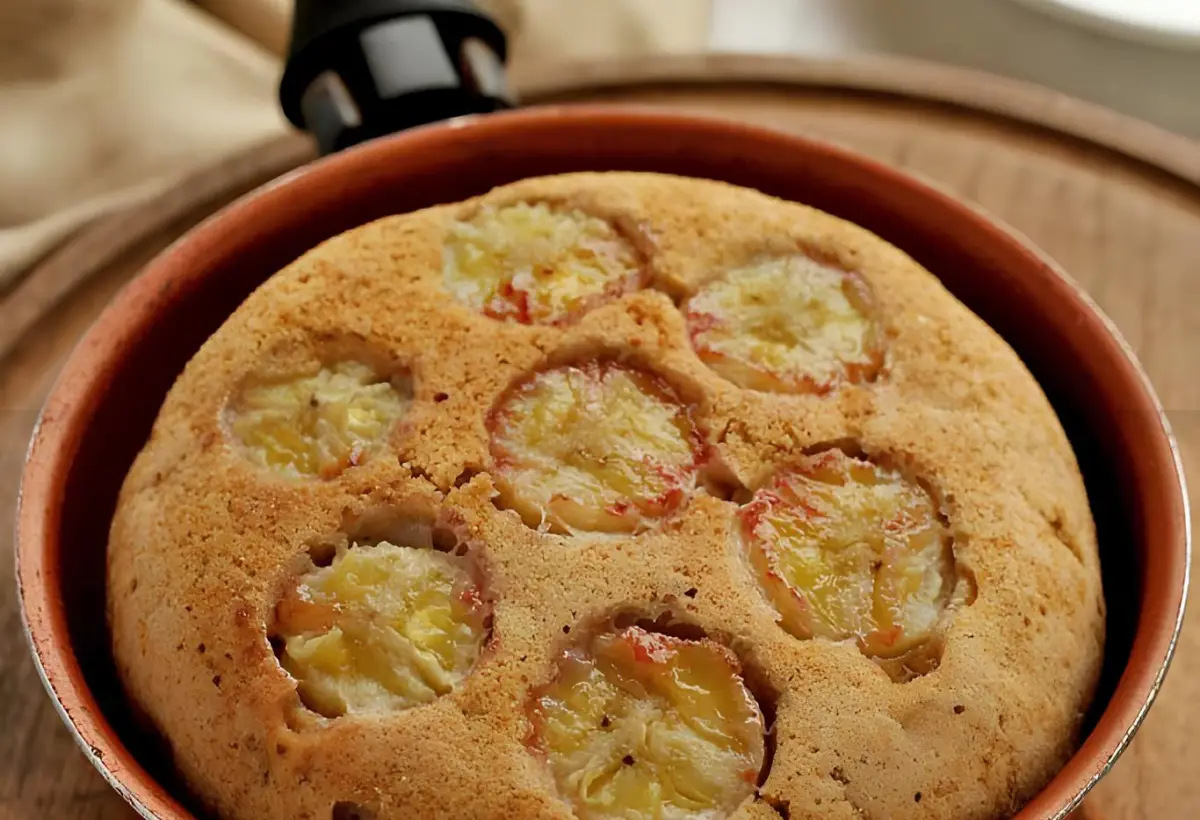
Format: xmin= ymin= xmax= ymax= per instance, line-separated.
xmin=15 ymin=107 xmax=1189 ymax=820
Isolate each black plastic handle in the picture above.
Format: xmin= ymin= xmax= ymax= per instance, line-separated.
xmin=280 ymin=0 xmax=515 ymax=155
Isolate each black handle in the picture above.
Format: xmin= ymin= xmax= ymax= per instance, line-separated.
xmin=280 ymin=0 xmax=515 ymax=155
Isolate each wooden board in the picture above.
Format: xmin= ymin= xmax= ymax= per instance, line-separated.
xmin=2 ymin=54 xmax=1196 ymax=820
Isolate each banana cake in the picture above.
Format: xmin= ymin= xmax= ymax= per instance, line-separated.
xmin=108 ymin=172 xmax=1105 ymax=820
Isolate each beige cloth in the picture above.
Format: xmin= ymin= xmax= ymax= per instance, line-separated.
xmin=0 ymin=0 xmax=284 ymax=287
xmin=0 ymin=0 xmax=711 ymax=288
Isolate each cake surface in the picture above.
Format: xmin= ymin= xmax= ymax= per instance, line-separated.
xmin=108 ymin=172 xmax=1105 ymax=820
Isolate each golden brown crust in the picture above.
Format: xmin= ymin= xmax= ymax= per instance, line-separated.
xmin=107 ymin=172 xmax=1104 ymax=820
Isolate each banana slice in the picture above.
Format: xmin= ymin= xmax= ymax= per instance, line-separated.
xmin=531 ymin=626 xmax=765 ymax=820
xmin=444 ymin=202 xmax=643 ymax=324
xmin=489 ymin=360 xmax=702 ymax=534
xmin=275 ymin=541 xmax=488 ymax=717
xmin=685 ymin=256 xmax=882 ymax=393
xmin=228 ymin=362 xmax=410 ymax=479
xmin=741 ymin=449 xmax=955 ymax=664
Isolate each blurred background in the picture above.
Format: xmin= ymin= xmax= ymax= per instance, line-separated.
xmin=3 ymin=0 xmax=1200 ymax=289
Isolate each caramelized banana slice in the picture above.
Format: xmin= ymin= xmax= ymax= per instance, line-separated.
xmin=275 ymin=541 xmax=488 ymax=717
xmin=740 ymin=449 xmax=954 ymax=661
xmin=228 ymin=361 xmax=411 ymax=479
xmin=686 ymin=256 xmax=882 ymax=393
xmin=530 ymin=627 xmax=765 ymax=820
xmin=489 ymin=361 xmax=702 ymax=534
xmin=443 ymin=202 xmax=643 ymax=324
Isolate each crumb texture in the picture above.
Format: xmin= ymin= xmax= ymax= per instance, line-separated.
xmin=108 ymin=172 xmax=1104 ymax=820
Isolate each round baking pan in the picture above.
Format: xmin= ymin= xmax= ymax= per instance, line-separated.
xmin=14 ymin=104 xmax=1189 ymax=820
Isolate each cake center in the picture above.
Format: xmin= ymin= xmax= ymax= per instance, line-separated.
xmin=488 ymin=360 xmax=702 ymax=534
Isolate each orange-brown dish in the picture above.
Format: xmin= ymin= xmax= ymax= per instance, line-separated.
xmin=103 ymin=171 xmax=1108 ymax=820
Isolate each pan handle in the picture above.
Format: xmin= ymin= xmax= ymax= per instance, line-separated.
xmin=279 ymin=0 xmax=515 ymax=155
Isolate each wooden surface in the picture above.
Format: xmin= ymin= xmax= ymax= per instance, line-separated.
xmin=2 ymin=54 xmax=1196 ymax=820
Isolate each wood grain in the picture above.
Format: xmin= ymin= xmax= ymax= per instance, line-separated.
xmin=2 ymin=54 xmax=1197 ymax=820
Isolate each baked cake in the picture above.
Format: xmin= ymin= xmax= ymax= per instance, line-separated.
xmin=108 ymin=172 xmax=1105 ymax=820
